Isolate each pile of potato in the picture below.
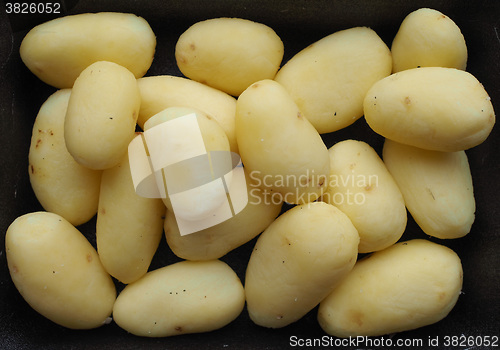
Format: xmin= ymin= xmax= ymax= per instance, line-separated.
xmin=5 ymin=8 xmax=495 ymax=338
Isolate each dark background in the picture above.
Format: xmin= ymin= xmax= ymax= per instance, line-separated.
xmin=1 ymin=0 xmax=499 ymax=349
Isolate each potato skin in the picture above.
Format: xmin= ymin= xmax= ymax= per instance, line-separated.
xmin=382 ymin=139 xmax=475 ymax=239
xmin=29 ymin=89 xmax=101 ymax=226
xmin=245 ymin=202 xmax=359 ymax=328
xmin=318 ymin=239 xmax=463 ymax=337
xmin=112 ymin=260 xmax=245 ymax=337
xmin=20 ymin=12 xmax=156 ymax=88
xmin=96 ymin=154 xmax=165 ymax=284
xmin=274 ymin=27 xmax=392 ymax=134
xmin=364 ymin=67 xmax=495 ymax=152
xmin=137 ymin=75 xmax=238 ymax=153
xmin=5 ymin=212 xmax=116 ymax=329
xmin=322 ymin=140 xmax=406 ymax=253
xmin=391 ymin=8 xmax=467 ymax=72
xmin=176 ymin=17 xmax=284 ymax=96
xmin=164 ymin=171 xmax=283 ymax=260
xmin=236 ymin=79 xmax=330 ymax=204
xmin=64 ymin=61 xmax=140 ymax=170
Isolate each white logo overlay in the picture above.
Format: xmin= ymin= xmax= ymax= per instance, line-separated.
xmin=128 ymin=113 xmax=248 ymax=236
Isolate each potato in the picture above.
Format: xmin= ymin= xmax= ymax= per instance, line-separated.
xmin=96 ymin=153 xmax=165 ymax=284
xmin=138 ymin=107 xmax=231 ymax=227
xmin=236 ymin=79 xmax=330 ymax=204
xmin=164 ymin=170 xmax=283 ymax=260
xmin=137 ymin=75 xmax=238 ymax=153
xmin=113 ymin=260 xmax=245 ymax=337
xmin=5 ymin=212 xmax=116 ymax=329
xmin=391 ymin=8 xmax=467 ymax=72
xmin=274 ymin=27 xmax=392 ymax=134
xmin=382 ymin=139 xmax=475 ymax=239
xmin=364 ymin=67 xmax=495 ymax=152
xmin=322 ymin=140 xmax=406 ymax=253
xmin=28 ymin=89 xmax=101 ymax=226
xmin=64 ymin=61 xmax=141 ymax=170
xmin=318 ymin=239 xmax=463 ymax=337
xmin=245 ymin=202 xmax=359 ymax=328
xmin=175 ymin=17 xmax=284 ymax=96
xmin=19 ymin=12 xmax=156 ymax=88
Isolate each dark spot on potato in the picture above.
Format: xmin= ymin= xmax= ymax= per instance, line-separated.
xmin=300 ymin=176 xmax=311 ymax=186
xmin=404 ymin=96 xmax=411 ymax=105
xmin=349 ymin=163 xmax=356 ymax=170
xmin=297 ymin=112 xmax=303 ymax=119
xmin=365 ymin=184 xmax=373 ymax=191
xmin=439 ymin=292 xmax=447 ymax=300
xmin=101 ymin=208 xmax=106 ymax=215
xmin=30 ymin=165 xmax=35 ymax=174
xmin=86 ymin=253 xmax=92 ymax=262
xmin=276 ymin=315 xmax=283 ymax=320
xmin=426 ymin=187 xmax=435 ymax=200
xmin=175 ymin=326 xmax=183 ymax=332
xmin=333 ymin=112 xmax=337 ymax=117
xmin=12 ymin=265 xmax=18 ymax=273
xmin=132 ymin=110 xmax=137 ymax=120
xmin=252 ymin=83 xmax=260 ymax=88
xmin=35 ymin=139 xmax=42 ymax=148
xmin=318 ymin=176 xmax=325 ymax=187
xmin=349 ymin=309 xmax=364 ymax=326
xmin=189 ymin=43 xmax=196 ymax=50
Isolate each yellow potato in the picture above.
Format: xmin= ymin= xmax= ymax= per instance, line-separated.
xmin=28 ymin=89 xmax=101 ymax=226
xmin=236 ymin=79 xmax=330 ymax=204
xmin=364 ymin=67 xmax=495 ymax=152
xmin=64 ymin=61 xmax=140 ymax=170
xmin=176 ymin=17 xmax=284 ymax=96
xmin=141 ymin=107 xmax=230 ymax=219
xmin=137 ymin=75 xmax=238 ymax=153
xmin=96 ymin=153 xmax=165 ymax=284
xmin=5 ymin=212 xmax=116 ymax=329
xmin=274 ymin=27 xmax=392 ymax=133
xmin=113 ymin=260 xmax=245 ymax=337
xmin=245 ymin=202 xmax=359 ymax=328
xmin=20 ymin=12 xmax=156 ymax=88
xmin=382 ymin=139 xmax=475 ymax=239
xmin=322 ymin=140 xmax=406 ymax=253
xmin=318 ymin=239 xmax=463 ymax=337
xmin=164 ymin=170 xmax=283 ymax=260
xmin=391 ymin=8 xmax=467 ymax=72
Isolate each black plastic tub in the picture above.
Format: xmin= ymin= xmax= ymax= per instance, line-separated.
xmin=1 ymin=1 xmax=499 ymax=349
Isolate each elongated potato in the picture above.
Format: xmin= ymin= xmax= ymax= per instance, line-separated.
xmin=113 ymin=260 xmax=245 ymax=337
xmin=29 ymin=89 xmax=101 ymax=226
xmin=164 ymin=171 xmax=283 ymax=260
xmin=318 ymin=239 xmax=463 ymax=337
xmin=176 ymin=18 xmax=284 ymax=96
xmin=141 ymin=107 xmax=230 ymax=220
xmin=20 ymin=12 xmax=156 ymax=88
xmin=236 ymin=79 xmax=330 ymax=204
xmin=382 ymin=139 xmax=475 ymax=239
xmin=391 ymin=8 xmax=467 ymax=72
xmin=137 ymin=75 xmax=238 ymax=153
xmin=5 ymin=212 xmax=116 ymax=329
xmin=245 ymin=202 xmax=359 ymax=328
xmin=322 ymin=140 xmax=406 ymax=253
xmin=274 ymin=27 xmax=392 ymax=133
xmin=96 ymin=153 xmax=165 ymax=284
xmin=65 ymin=61 xmax=140 ymax=170
xmin=364 ymin=67 xmax=495 ymax=152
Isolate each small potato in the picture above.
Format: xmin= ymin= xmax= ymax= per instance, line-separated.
xmin=364 ymin=67 xmax=495 ymax=152
xmin=96 ymin=153 xmax=165 ymax=284
xmin=20 ymin=12 xmax=156 ymax=88
xmin=29 ymin=89 xmax=101 ymax=226
xmin=318 ymin=239 xmax=463 ymax=337
xmin=5 ymin=212 xmax=116 ymax=329
xmin=382 ymin=139 xmax=475 ymax=239
xmin=322 ymin=140 xmax=406 ymax=253
xmin=137 ymin=75 xmax=238 ymax=153
xmin=164 ymin=171 xmax=283 ymax=260
xmin=140 ymin=107 xmax=231 ymax=221
xmin=175 ymin=18 xmax=284 ymax=96
xmin=391 ymin=8 xmax=467 ymax=72
xmin=236 ymin=79 xmax=330 ymax=204
xmin=113 ymin=260 xmax=245 ymax=337
xmin=274 ymin=27 xmax=392 ymax=134
xmin=245 ymin=202 xmax=359 ymax=328
xmin=64 ymin=61 xmax=140 ymax=170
